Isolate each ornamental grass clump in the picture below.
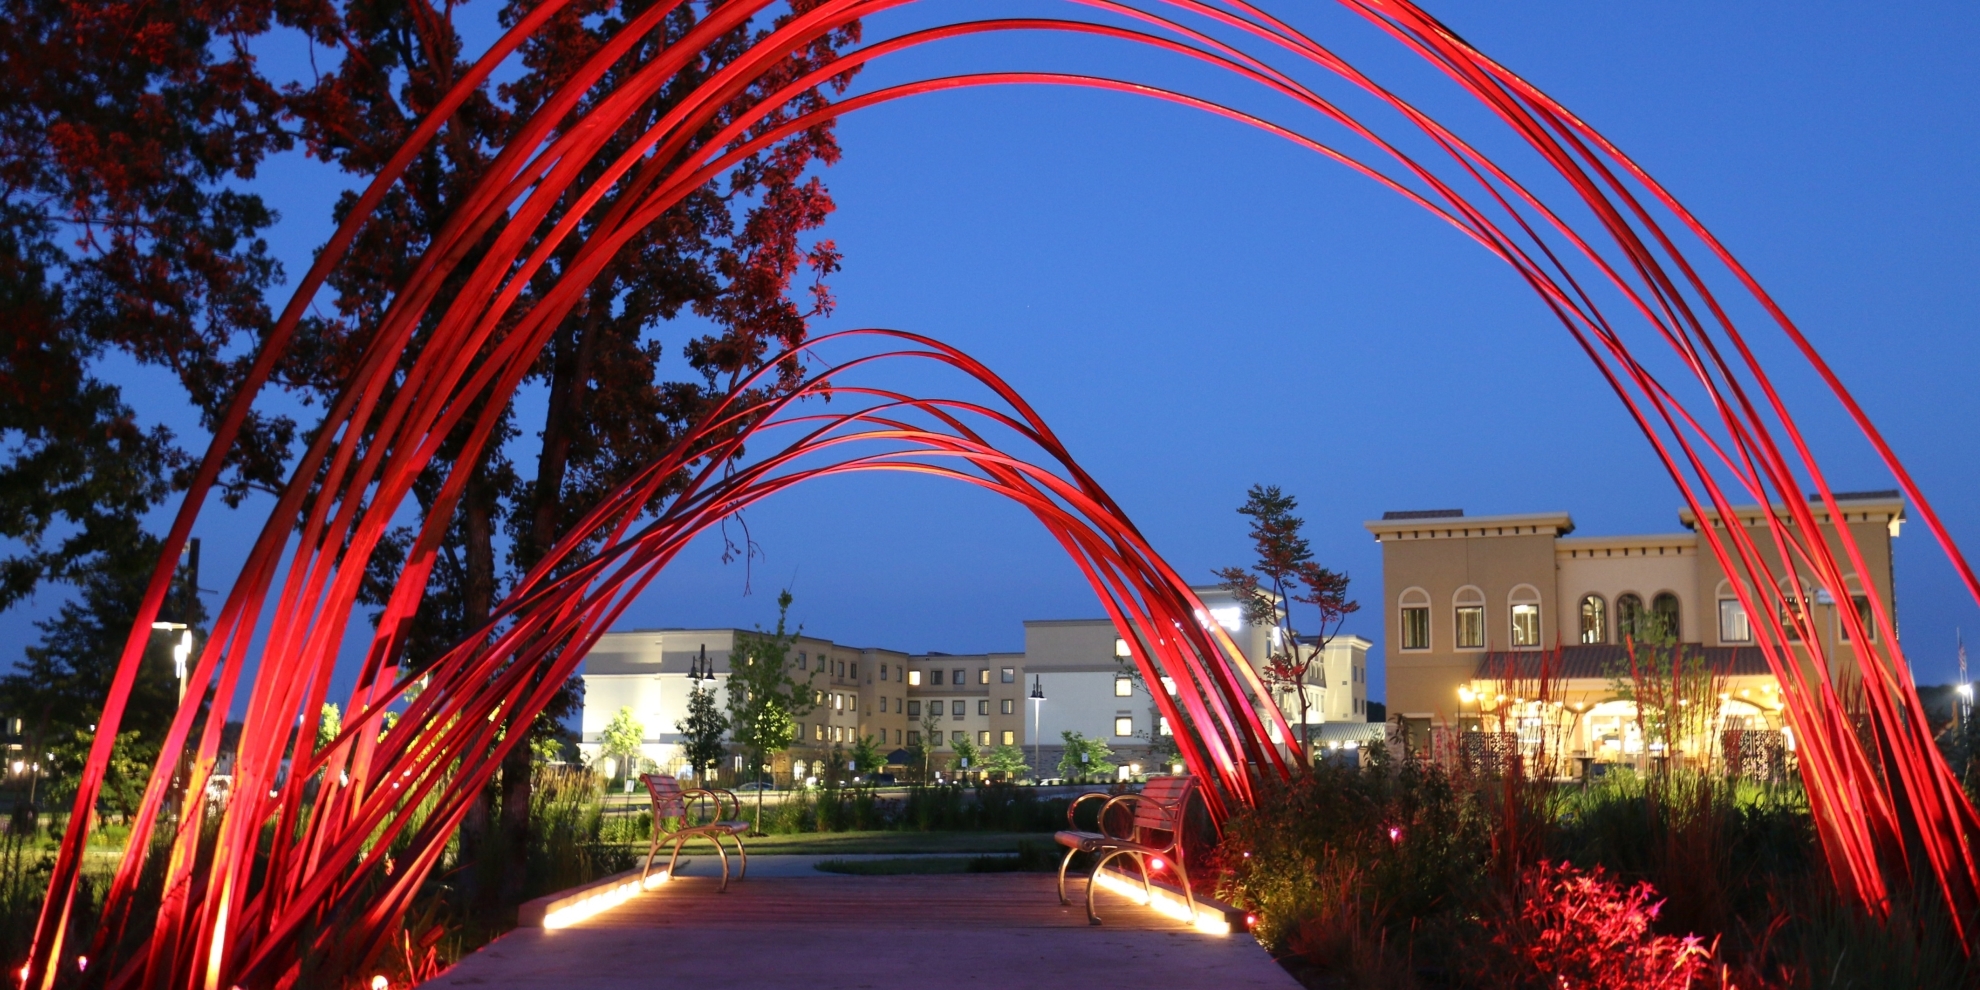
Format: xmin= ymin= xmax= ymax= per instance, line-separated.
xmin=1481 ymin=860 xmax=1716 ymax=990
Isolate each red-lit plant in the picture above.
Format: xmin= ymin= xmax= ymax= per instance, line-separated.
xmin=1486 ymin=860 xmax=1716 ymax=990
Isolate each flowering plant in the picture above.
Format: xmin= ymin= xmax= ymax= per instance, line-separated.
xmin=1490 ymin=860 xmax=1716 ymax=990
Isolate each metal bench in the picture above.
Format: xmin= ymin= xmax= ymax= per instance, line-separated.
xmin=1054 ymin=774 xmax=1199 ymax=925
xmin=639 ymin=772 xmax=751 ymax=891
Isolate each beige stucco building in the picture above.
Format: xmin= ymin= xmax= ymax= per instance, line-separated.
xmin=1367 ymin=492 xmax=1903 ymax=767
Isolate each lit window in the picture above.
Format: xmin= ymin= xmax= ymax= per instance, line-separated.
xmin=907 ymin=701 xmax=921 ymax=717
xmin=1001 ymin=730 xmax=1015 ymax=746
xmin=1579 ymin=595 xmax=1607 ymax=645
xmin=977 ymin=700 xmax=989 ymax=716
xmin=951 ymin=700 xmax=965 ymax=717
xmin=1000 ymin=667 xmax=1015 ymax=683
xmin=1114 ymin=677 xmax=1134 ymax=697
xmin=1718 ymin=589 xmax=1751 ymax=644
xmin=1209 ymin=606 xmax=1242 ymax=632
xmin=1509 ymin=586 xmax=1541 ymax=649
xmin=978 ymin=668 xmax=990 ymax=685
xmin=1399 ymin=588 xmax=1431 ymax=651
xmin=1114 ymin=717 xmax=1134 ymax=737
xmin=1114 ymin=637 xmax=1131 ymax=658
xmin=814 ymin=724 xmax=824 ymax=741
xmin=908 ymin=669 xmax=922 ymax=686
xmin=978 ymin=730 xmax=991 ymax=745
xmin=1159 ymin=717 xmax=1172 ymax=737
xmin=1001 ymin=699 xmax=1014 ymax=715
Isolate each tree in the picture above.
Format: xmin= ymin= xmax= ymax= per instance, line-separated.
xmin=725 ymin=591 xmax=817 ymax=827
xmin=1215 ymin=484 xmax=1359 ymax=757
xmin=1057 ymin=731 xmax=1116 ymax=782
xmin=316 ymin=703 xmax=343 ymax=755
xmin=278 ymin=0 xmax=860 ymax=910
xmin=1 ymin=0 xmax=295 ymax=613
xmin=600 ymin=707 xmax=645 ymax=784
xmin=675 ymin=683 xmax=729 ymax=785
xmin=951 ymin=732 xmax=979 ymax=779
xmin=849 ymin=734 xmax=884 ymax=780
xmin=981 ymin=744 xmax=1030 ymax=782
xmin=918 ymin=706 xmax=944 ymax=781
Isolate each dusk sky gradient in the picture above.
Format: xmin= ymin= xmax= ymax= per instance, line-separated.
xmin=6 ymin=1 xmax=1977 ymax=708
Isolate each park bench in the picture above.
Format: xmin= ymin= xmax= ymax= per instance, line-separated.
xmin=1054 ymin=774 xmax=1199 ymax=925
xmin=639 ymin=773 xmax=752 ymax=892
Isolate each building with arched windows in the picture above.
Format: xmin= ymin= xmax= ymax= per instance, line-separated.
xmin=1366 ymin=492 xmax=1903 ymax=768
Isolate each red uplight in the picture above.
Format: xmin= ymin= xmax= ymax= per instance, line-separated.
xmin=1149 ymin=858 xmax=1164 ymax=871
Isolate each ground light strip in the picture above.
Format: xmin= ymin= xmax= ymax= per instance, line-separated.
xmin=539 ymin=871 xmax=671 ymax=930
xmin=1089 ymin=870 xmax=1232 ymax=935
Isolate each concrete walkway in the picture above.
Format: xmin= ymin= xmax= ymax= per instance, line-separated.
xmin=428 ymin=871 xmax=1298 ymax=989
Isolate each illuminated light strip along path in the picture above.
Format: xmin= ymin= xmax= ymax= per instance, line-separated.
xmin=429 ymin=866 xmax=1294 ymax=990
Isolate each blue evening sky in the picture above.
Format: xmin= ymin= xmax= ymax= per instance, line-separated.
xmin=6 ymin=1 xmax=1977 ymax=705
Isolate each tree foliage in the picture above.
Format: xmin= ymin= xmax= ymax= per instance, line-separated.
xmin=849 ymin=733 xmax=884 ymax=778
xmin=600 ymin=706 xmax=644 ymax=782
xmin=981 ymin=744 xmax=1030 ymax=781
xmin=1215 ymin=484 xmax=1358 ymax=753
xmin=1057 ymin=730 xmax=1116 ymax=781
xmin=675 ymin=683 xmax=729 ymax=783
xmin=725 ymin=591 xmax=816 ymax=817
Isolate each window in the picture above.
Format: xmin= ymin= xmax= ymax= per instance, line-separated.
xmin=907 ymin=731 xmax=921 ymax=746
xmin=1579 ymin=595 xmax=1607 ymax=645
xmin=1652 ymin=593 xmax=1680 ymax=642
xmin=1717 ymin=583 xmax=1751 ymax=643
xmin=1841 ymin=593 xmax=1877 ymax=644
xmin=1114 ymin=637 xmax=1131 ymax=658
xmin=797 ymin=651 xmax=807 ymax=670
xmin=1114 ymin=717 xmax=1134 ymax=737
xmin=1399 ymin=588 xmax=1431 ymax=651
xmin=831 ymin=726 xmax=842 ymax=742
xmin=814 ymin=724 xmax=824 ymax=741
xmin=849 ymin=662 xmax=858 ymax=679
xmin=977 ymin=700 xmax=989 ymax=715
xmin=1510 ymin=585 xmax=1541 ymax=649
xmin=908 ymin=669 xmax=922 ymax=686
xmin=834 ymin=693 xmax=844 ymax=711
xmin=1616 ymin=593 xmax=1646 ymax=643
xmin=1001 ymin=667 xmax=1015 ymax=683
xmin=951 ymin=700 xmax=965 ymax=717
xmin=880 ymin=664 xmax=888 ymax=681
xmin=1780 ymin=583 xmax=1806 ymax=642
xmin=1114 ymin=677 xmax=1134 ymax=697
xmin=1001 ymin=698 xmax=1014 ymax=715
xmin=978 ymin=730 xmax=991 ymax=745
xmin=978 ymin=668 xmax=990 ymax=685
xmin=950 ymin=731 xmax=965 ymax=745
xmin=952 ymin=668 xmax=965 ymax=685
xmin=934 ymin=669 xmax=948 ymax=686
xmin=837 ymin=661 xmax=845 ymax=677
xmin=907 ymin=701 xmax=921 ymax=717
xmin=895 ymin=729 xmax=902 ymax=744
xmin=1159 ymin=717 xmax=1171 ymax=737
xmin=1001 ymin=730 xmax=1015 ymax=746
xmin=1454 ymin=586 xmax=1485 ymax=650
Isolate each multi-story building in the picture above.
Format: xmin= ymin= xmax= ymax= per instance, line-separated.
xmin=578 ymin=585 xmax=1374 ymax=781
xmin=1366 ymin=491 xmax=1903 ymax=764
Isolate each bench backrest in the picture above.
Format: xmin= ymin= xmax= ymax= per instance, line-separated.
xmin=641 ymin=773 xmax=686 ymax=819
xmin=1134 ymin=775 xmax=1194 ymax=835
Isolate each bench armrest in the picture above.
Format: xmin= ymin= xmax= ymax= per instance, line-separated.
xmin=1066 ymin=792 xmax=1112 ymax=831
xmin=682 ymin=786 xmax=742 ymax=823
xmin=1098 ymin=793 xmax=1184 ymax=851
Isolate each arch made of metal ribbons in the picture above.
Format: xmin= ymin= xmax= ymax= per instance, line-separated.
xmin=25 ymin=0 xmax=1980 ymax=986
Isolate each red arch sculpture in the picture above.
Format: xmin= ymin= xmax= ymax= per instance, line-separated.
xmin=25 ymin=1 xmax=1980 ymax=987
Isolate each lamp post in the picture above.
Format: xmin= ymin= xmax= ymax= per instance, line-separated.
xmin=152 ymin=622 xmax=193 ymax=703
xmin=1029 ymin=676 xmax=1046 ymax=781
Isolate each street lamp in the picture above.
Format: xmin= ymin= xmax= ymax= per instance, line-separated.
xmin=152 ymin=622 xmax=193 ymax=702
xmin=1029 ymin=676 xmax=1046 ymax=781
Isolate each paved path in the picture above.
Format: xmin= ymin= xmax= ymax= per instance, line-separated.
xmin=428 ymin=871 xmax=1297 ymax=989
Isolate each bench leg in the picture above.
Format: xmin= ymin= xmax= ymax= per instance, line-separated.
xmin=641 ymin=830 xmax=665 ymax=886
xmin=1086 ymin=850 xmax=1132 ymax=926
xmin=708 ymin=834 xmax=733 ymax=892
xmin=1056 ymin=846 xmax=1079 ymax=907
xmin=733 ymin=833 xmax=748 ymax=881
xmin=1174 ymin=861 xmax=1198 ymax=925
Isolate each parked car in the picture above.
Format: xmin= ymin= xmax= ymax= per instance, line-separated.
xmin=860 ymin=773 xmax=897 ymax=786
xmin=737 ymin=780 xmax=778 ymax=792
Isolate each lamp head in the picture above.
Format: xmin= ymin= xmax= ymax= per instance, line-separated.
xmin=1029 ymin=675 xmax=1045 ymax=701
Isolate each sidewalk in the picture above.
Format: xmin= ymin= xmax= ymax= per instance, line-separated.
xmin=425 ymin=871 xmax=1297 ymax=989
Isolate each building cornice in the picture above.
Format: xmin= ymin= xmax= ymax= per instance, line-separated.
xmin=1679 ymin=496 xmax=1904 ymax=538
xmin=1363 ymin=512 xmax=1574 ymax=541
xmin=1557 ymin=533 xmax=1698 ymax=559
